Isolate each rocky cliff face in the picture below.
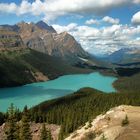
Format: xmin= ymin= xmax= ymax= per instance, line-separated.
xmin=16 ymin=21 xmax=89 ymax=64
xmin=0 ymin=29 xmax=24 ymax=48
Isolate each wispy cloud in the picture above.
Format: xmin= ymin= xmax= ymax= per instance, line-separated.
xmin=85 ymin=19 xmax=100 ymax=25
xmin=102 ymin=16 xmax=120 ymax=24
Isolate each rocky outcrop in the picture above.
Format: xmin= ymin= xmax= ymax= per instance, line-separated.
xmin=65 ymin=105 xmax=140 ymax=140
xmin=26 ymin=36 xmax=47 ymax=53
xmin=31 ymin=123 xmax=60 ymax=140
xmin=0 ymin=123 xmax=60 ymax=140
xmin=0 ymin=29 xmax=24 ymax=48
xmin=17 ymin=22 xmax=45 ymax=41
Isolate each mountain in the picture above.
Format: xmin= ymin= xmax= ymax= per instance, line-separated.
xmin=0 ymin=21 xmax=101 ymax=87
xmin=105 ymin=48 xmax=140 ymax=64
xmin=0 ymin=21 xmax=104 ymax=66
xmin=36 ymin=20 xmax=56 ymax=33
xmin=16 ymin=21 xmax=89 ymax=64
xmin=0 ymin=24 xmax=19 ymax=32
xmin=0 ymin=21 xmax=109 ymax=88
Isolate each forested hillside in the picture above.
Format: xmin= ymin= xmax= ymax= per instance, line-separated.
xmin=0 ymin=48 xmax=91 ymax=87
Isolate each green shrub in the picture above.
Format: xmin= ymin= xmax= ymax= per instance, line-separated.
xmin=121 ymin=115 xmax=129 ymax=126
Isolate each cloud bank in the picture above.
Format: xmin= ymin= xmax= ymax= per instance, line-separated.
xmin=0 ymin=0 xmax=139 ymax=21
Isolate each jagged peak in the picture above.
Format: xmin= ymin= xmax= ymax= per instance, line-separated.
xmin=36 ymin=20 xmax=49 ymax=25
xmin=59 ymin=31 xmax=73 ymax=38
xmin=36 ymin=20 xmax=56 ymax=33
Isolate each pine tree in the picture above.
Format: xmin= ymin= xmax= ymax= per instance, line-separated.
xmin=15 ymin=123 xmax=20 ymax=140
xmin=40 ymin=123 xmax=47 ymax=140
xmin=88 ymin=120 xmax=92 ymax=128
xmin=5 ymin=103 xmax=19 ymax=140
xmin=47 ymin=129 xmax=53 ymax=140
xmin=20 ymin=106 xmax=32 ymax=140
xmin=40 ymin=123 xmax=53 ymax=140
xmin=58 ymin=125 xmax=64 ymax=140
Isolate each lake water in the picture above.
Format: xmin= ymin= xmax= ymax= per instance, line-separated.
xmin=0 ymin=72 xmax=117 ymax=112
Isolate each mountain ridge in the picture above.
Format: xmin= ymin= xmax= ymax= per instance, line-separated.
xmin=0 ymin=21 xmax=89 ymax=65
xmin=104 ymin=47 xmax=140 ymax=64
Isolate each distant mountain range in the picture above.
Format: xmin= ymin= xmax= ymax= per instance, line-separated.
xmin=102 ymin=48 xmax=140 ymax=65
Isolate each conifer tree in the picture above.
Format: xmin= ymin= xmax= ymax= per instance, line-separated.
xmin=58 ymin=125 xmax=64 ymax=140
xmin=5 ymin=103 xmax=18 ymax=140
xmin=20 ymin=106 xmax=32 ymax=140
xmin=40 ymin=123 xmax=53 ymax=140
xmin=40 ymin=123 xmax=47 ymax=140
xmin=47 ymin=129 xmax=53 ymax=140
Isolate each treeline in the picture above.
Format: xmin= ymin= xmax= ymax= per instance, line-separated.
xmin=114 ymin=72 xmax=140 ymax=93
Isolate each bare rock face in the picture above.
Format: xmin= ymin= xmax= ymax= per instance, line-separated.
xmin=0 ymin=29 xmax=24 ymax=48
xmin=26 ymin=36 xmax=47 ymax=53
xmin=54 ymin=32 xmax=88 ymax=58
xmin=17 ymin=22 xmax=45 ymax=41
xmin=16 ymin=21 xmax=89 ymax=64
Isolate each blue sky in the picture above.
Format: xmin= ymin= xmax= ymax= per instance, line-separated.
xmin=0 ymin=0 xmax=140 ymax=25
xmin=0 ymin=0 xmax=140 ymax=55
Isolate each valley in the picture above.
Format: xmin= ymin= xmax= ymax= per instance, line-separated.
xmin=0 ymin=20 xmax=139 ymax=140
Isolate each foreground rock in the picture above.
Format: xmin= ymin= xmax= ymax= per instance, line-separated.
xmin=65 ymin=105 xmax=140 ymax=140
xmin=0 ymin=123 xmax=60 ymax=140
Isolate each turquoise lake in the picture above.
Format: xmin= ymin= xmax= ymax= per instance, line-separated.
xmin=0 ymin=72 xmax=117 ymax=112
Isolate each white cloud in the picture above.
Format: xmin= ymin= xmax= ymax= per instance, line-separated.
xmin=0 ymin=3 xmax=17 ymax=13
xmin=53 ymin=23 xmax=140 ymax=55
xmin=133 ymin=0 xmax=140 ymax=4
xmin=131 ymin=11 xmax=140 ymax=25
xmin=102 ymin=16 xmax=120 ymax=24
xmin=0 ymin=0 xmax=139 ymax=21
xmin=52 ymin=23 xmax=77 ymax=33
xmin=85 ymin=19 xmax=99 ymax=25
